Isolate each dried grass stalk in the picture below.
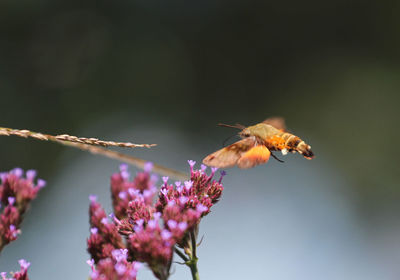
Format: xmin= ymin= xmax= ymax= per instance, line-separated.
xmin=0 ymin=126 xmax=188 ymax=181
xmin=0 ymin=127 xmax=156 ymax=148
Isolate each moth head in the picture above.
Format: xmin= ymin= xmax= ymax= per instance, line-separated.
xmin=239 ymin=128 xmax=251 ymax=138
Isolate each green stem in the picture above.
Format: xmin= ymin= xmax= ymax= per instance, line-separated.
xmin=174 ymin=230 xmax=201 ymax=280
xmin=188 ymin=230 xmax=200 ymax=280
xmin=175 ymin=247 xmax=189 ymax=262
xmin=188 ymin=258 xmax=200 ymax=280
xmin=175 ymin=245 xmax=200 ymax=280
xmin=190 ymin=231 xmax=197 ymax=259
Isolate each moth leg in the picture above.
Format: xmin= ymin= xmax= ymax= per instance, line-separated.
xmin=270 ymin=152 xmax=284 ymax=163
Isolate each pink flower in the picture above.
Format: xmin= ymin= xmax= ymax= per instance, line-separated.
xmin=1 ymin=259 xmax=30 ymax=280
xmin=87 ymin=197 xmax=125 ymax=263
xmin=126 ymin=198 xmax=154 ymax=226
xmin=0 ymin=168 xmax=45 ymax=251
xmin=88 ymin=249 xmax=141 ymax=280
xmin=154 ymin=161 xmax=225 ymax=251
xmin=155 ymin=161 xmax=224 ymax=217
xmin=111 ymin=163 xmax=157 ymax=219
xmin=88 ymin=161 xmax=226 ymax=280
xmin=162 ymin=204 xmax=201 ymax=237
xmin=129 ymin=219 xmax=174 ymax=280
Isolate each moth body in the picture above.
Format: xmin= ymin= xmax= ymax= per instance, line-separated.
xmin=203 ymin=118 xmax=314 ymax=169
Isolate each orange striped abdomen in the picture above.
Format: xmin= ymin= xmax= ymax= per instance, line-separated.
xmin=265 ymin=132 xmax=314 ymax=159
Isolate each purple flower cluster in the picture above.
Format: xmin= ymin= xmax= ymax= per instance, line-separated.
xmin=128 ymin=215 xmax=176 ymax=280
xmin=156 ymin=160 xmax=224 ymax=218
xmin=87 ymin=195 xmax=125 ymax=263
xmin=1 ymin=259 xmax=31 ymax=280
xmin=0 ymin=168 xmax=45 ymax=251
xmin=111 ymin=163 xmax=157 ymax=220
xmin=87 ymin=161 xmax=225 ymax=280
xmin=87 ymin=249 xmax=141 ymax=280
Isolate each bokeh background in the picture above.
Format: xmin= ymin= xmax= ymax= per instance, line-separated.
xmin=1 ymin=0 xmax=400 ymax=279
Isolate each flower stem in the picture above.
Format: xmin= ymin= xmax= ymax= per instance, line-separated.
xmin=188 ymin=259 xmax=199 ymax=280
xmin=190 ymin=231 xmax=197 ymax=259
xmin=175 ymin=247 xmax=189 ymax=262
xmin=175 ymin=245 xmax=200 ymax=280
xmin=188 ymin=230 xmax=200 ymax=280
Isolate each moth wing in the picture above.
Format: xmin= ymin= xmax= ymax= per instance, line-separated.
xmin=263 ymin=117 xmax=286 ymax=131
xmin=237 ymin=145 xmax=271 ymax=169
xmin=203 ymin=138 xmax=256 ymax=168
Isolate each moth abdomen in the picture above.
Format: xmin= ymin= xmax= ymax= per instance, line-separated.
xmin=282 ymin=133 xmax=300 ymax=151
xmin=296 ymin=140 xmax=314 ymax=159
xmin=265 ymin=132 xmax=314 ymax=159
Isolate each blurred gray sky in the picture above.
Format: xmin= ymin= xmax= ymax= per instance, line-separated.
xmin=1 ymin=0 xmax=400 ymax=278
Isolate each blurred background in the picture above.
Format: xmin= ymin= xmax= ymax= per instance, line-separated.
xmin=1 ymin=0 xmax=400 ymax=279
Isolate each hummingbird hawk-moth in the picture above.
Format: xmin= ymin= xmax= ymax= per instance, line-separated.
xmin=202 ymin=117 xmax=314 ymax=169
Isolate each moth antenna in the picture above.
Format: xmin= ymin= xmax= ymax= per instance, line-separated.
xmin=270 ymin=152 xmax=285 ymax=163
xmin=217 ymin=123 xmax=246 ymax=130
